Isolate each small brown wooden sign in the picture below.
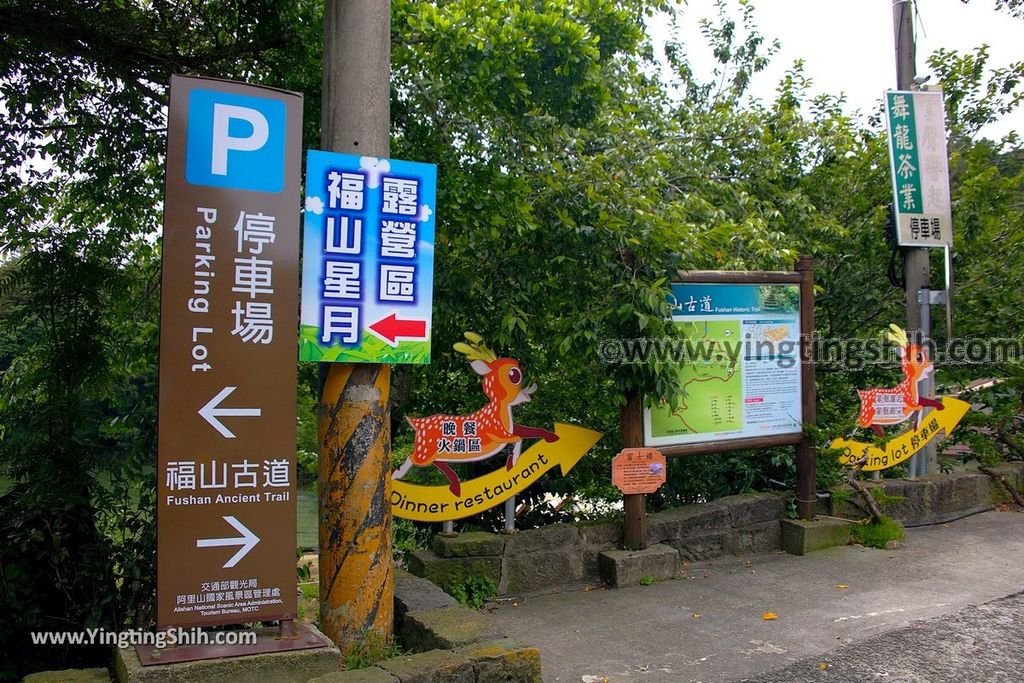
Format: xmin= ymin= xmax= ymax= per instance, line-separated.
xmin=156 ymin=75 xmax=302 ymax=628
xmin=612 ymin=448 xmax=667 ymax=495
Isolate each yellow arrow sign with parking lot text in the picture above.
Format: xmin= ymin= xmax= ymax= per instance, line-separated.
xmin=831 ymin=397 xmax=970 ymax=472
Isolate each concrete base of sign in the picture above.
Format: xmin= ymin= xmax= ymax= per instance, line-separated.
xmin=112 ymin=623 xmax=341 ymax=683
xmin=597 ymin=543 xmax=681 ymax=588
xmin=780 ymin=518 xmax=853 ymax=556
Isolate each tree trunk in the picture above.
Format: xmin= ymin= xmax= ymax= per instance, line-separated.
xmin=843 ymin=453 xmax=885 ymax=524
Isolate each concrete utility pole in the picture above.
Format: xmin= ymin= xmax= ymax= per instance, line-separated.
xmin=892 ymin=0 xmax=936 ymax=476
xmin=318 ymin=0 xmax=393 ymax=653
xmin=894 ymin=0 xmax=928 ymax=333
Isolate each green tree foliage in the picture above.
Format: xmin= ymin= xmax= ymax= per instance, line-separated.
xmin=965 ymin=0 xmax=1024 ymax=20
xmin=388 ymin=0 xmax=802 ymax=509
xmin=0 ymin=226 xmax=160 ymax=675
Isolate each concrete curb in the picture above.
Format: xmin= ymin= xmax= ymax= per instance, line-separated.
xmin=831 ymin=463 xmax=1024 ymax=526
xmin=410 ymin=493 xmax=786 ymax=595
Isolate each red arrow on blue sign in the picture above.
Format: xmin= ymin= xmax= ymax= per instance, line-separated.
xmin=368 ymin=313 xmax=428 ymax=345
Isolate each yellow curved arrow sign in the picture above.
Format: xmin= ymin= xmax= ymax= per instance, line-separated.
xmin=831 ymin=397 xmax=970 ymax=472
xmin=391 ymin=422 xmax=602 ymax=522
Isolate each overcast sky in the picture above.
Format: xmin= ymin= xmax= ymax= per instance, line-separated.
xmin=650 ymin=0 xmax=1022 ymax=141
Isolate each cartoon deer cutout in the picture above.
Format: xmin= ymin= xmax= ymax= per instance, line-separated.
xmin=391 ymin=332 xmax=560 ymax=496
xmin=856 ymin=324 xmax=944 ymax=438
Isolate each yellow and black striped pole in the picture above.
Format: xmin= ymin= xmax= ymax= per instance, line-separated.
xmin=319 ymin=364 xmax=392 ymax=651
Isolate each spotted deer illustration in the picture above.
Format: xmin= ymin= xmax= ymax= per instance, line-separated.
xmin=857 ymin=324 xmax=944 ymax=438
xmin=391 ymin=333 xmax=559 ymax=496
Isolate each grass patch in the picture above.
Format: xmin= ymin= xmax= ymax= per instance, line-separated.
xmin=344 ymin=628 xmax=407 ymax=670
xmin=448 ymin=575 xmax=497 ymax=610
xmin=297 ymin=582 xmax=318 ymax=623
xmin=851 ymin=514 xmax=905 ymax=549
xmin=869 ymin=488 xmax=906 ymax=509
xmin=639 ymin=575 xmax=656 ymax=586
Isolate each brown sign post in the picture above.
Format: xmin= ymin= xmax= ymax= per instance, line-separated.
xmin=156 ymin=75 xmax=302 ymax=629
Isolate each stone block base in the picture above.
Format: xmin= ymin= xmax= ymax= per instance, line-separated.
xmin=407 ymin=549 xmax=501 ymax=596
xmin=780 ymin=518 xmax=852 ymax=556
xmin=598 ymin=543 xmax=681 ymax=588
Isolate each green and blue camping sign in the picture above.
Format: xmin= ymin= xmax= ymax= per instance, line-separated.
xmin=300 ymin=150 xmax=437 ymax=364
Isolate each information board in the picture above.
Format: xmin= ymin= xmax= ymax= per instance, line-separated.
xmin=299 ymin=150 xmax=436 ymax=364
xmin=156 ymin=75 xmax=301 ymax=628
xmin=644 ymin=282 xmax=803 ymax=448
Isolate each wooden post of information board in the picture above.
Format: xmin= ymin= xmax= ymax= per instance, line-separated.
xmin=796 ymin=255 xmax=817 ymax=521
xmin=622 ymin=393 xmax=647 ymax=550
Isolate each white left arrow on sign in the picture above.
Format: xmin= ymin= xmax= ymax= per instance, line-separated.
xmin=199 ymin=386 xmax=261 ymax=438
xmin=196 ymin=515 xmax=261 ymax=568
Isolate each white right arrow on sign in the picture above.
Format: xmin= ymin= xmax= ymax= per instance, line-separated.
xmin=196 ymin=515 xmax=261 ymax=568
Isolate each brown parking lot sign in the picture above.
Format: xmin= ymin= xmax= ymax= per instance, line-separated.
xmin=156 ymin=75 xmax=302 ymax=628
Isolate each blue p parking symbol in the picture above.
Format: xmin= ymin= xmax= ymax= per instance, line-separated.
xmin=185 ymin=89 xmax=286 ymax=193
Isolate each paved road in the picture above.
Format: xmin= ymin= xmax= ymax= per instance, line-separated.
xmin=751 ymin=590 xmax=1024 ymax=682
xmin=488 ymin=510 xmax=1024 ymax=683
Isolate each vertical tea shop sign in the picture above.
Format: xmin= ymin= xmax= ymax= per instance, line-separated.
xmin=156 ymin=76 xmax=302 ymax=630
xmin=884 ymin=90 xmax=953 ymax=248
xmin=299 ymin=151 xmax=436 ymax=363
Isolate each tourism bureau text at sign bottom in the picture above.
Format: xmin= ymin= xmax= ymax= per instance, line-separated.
xmin=391 ymin=423 xmax=601 ymax=522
